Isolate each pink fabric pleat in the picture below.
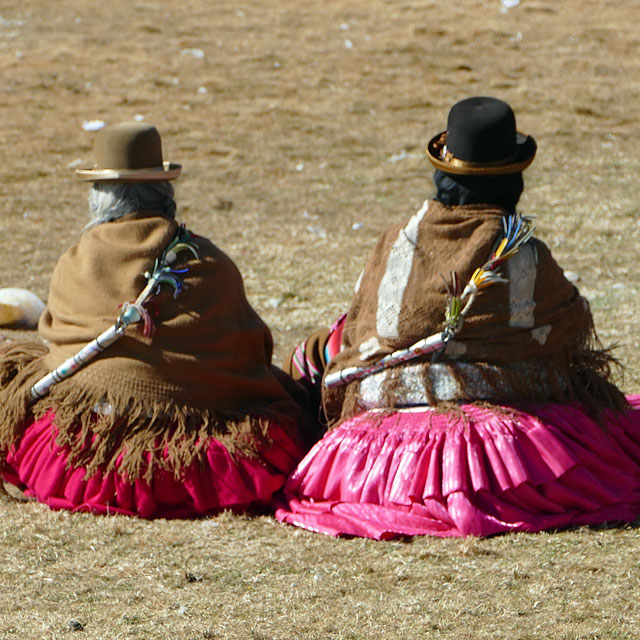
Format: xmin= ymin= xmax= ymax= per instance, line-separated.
xmin=275 ymin=396 xmax=640 ymax=539
xmin=3 ymin=411 xmax=305 ymax=519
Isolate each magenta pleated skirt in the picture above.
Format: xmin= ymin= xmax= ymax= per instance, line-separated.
xmin=3 ymin=411 xmax=305 ymax=519
xmin=275 ymin=395 xmax=640 ymax=539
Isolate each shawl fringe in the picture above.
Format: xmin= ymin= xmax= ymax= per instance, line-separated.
xmin=0 ymin=342 xmax=302 ymax=481
xmin=324 ymin=333 xmax=628 ymax=428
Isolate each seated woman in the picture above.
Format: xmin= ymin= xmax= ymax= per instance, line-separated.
xmin=0 ymin=122 xmax=310 ymax=518
xmin=276 ymin=97 xmax=640 ymax=539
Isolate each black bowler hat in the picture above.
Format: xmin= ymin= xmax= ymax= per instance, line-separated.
xmin=426 ymin=97 xmax=536 ymax=175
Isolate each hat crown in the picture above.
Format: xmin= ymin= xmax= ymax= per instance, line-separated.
xmin=446 ymin=97 xmax=517 ymax=164
xmin=94 ymin=122 xmax=164 ymax=171
xmin=425 ymin=95 xmax=536 ymax=175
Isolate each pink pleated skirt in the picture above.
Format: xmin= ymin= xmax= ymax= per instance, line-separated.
xmin=275 ymin=395 xmax=640 ymax=539
xmin=3 ymin=411 xmax=305 ymax=519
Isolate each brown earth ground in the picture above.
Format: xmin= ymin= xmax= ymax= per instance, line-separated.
xmin=0 ymin=0 xmax=639 ymax=638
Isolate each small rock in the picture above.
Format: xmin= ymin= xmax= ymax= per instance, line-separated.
xmin=180 ymin=48 xmax=205 ymax=59
xmin=389 ymin=150 xmax=408 ymax=163
xmin=0 ymin=288 xmax=46 ymax=328
xmin=266 ymin=297 xmax=282 ymax=309
xmin=82 ymin=120 xmax=106 ymax=131
xmin=500 ymin=0 xmax=520 ymax=12
xmin=67 ymin=619 xmax=84 ymax=631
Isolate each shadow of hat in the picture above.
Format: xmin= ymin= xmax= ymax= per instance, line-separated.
xmin=76 ymin=122 xmax=181 ymax=182
xmin=426 ymin=97 xmax=536 ymax=175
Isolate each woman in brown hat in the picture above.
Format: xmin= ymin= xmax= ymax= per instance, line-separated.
xmin=0 ymin=121 xmax=311 ymax=518
xmin=276 ymin=96 xmax=640 ymax=539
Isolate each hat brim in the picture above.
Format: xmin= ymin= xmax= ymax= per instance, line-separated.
xmin=426 ymin=131 xmax=536 ymax=175
xmin=75 ymin=161 xmax=181 ymax=182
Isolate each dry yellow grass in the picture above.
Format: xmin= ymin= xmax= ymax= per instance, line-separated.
xmin=1 ymin=0 xmax=640 ymax=637
xmin=2 ymin=496 xmax=640 ymax=639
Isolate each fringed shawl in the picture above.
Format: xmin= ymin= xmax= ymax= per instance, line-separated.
xmin=323 ymin=200 xmax=626 ymax=423
xmin=0 ymin=211 xmax=305 ymax=478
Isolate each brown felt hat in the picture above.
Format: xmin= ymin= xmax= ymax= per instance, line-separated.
xmin=76 ymin=122 xmax=181 ymax=182
xmin=426 ymin=97 xmax=536 ymax=175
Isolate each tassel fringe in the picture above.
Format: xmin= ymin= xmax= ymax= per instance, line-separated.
xmin=0 ymin=342 xmax=302 ymax=481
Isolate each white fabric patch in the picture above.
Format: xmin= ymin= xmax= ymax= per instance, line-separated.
xmin=428 ymin=364 xmax=462 ymax=401
xmin=507 ymin=241 xmax=537 ymax=328
xmin=358 ymin=369 xmax=386 ymax=407
xmin=531 ymin=324 xmax=552 ymax=345
xmin=375 ymin=200 xmax=429 ymax=339
xmin=357 ymin=362 xmax=515 ymax=408
xmin=356 ymin=359 xmax=558 ymax=408
xmin=359 ymin=335 xmax=383 ymax=361
xmin=359 ymin=365 xmax=427 ymax=408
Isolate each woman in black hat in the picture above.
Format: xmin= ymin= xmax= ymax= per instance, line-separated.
xmin=276 ymin=96 xmax=640 ymax=540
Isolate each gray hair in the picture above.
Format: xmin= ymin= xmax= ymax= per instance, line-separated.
xmin=87 ymin=181 xmax=177 ymax=227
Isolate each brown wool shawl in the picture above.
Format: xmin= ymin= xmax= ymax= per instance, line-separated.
xmin=323 ymin=200 xmax=625 ymax=423
xmin=0 ymin=211 xmax=304 ymax=478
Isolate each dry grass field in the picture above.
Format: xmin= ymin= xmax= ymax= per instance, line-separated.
xmin=0 ymin=0 xmax=639 ymax=638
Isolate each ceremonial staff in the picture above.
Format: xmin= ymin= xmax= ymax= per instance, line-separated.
xmin=324 ymin=215 xmax=534 ymax=388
